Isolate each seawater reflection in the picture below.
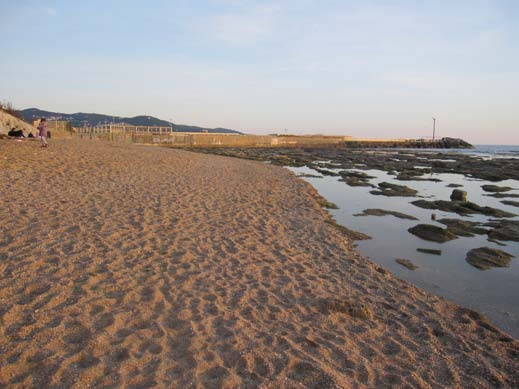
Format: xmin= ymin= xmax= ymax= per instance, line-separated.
xmin=289 ymin=166 xmax=519 ymax=338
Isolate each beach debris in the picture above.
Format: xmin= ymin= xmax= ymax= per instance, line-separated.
xmin=437 ymin=218 xmax=488 ymax=237
xmin=501 ymin=200 xmax=519 ymax=207
xmin=465 ymin=247 xmax=514 ymax=270
xmin=408 ymin=224 xmax=457 ymax=243
xmin=370 ymin=182 xmax=418 ymax=197
xmin=417 ymin=248 xmax=442 ymax=255
xmin=411 ymin=199 xmax=516 ymax=218
xmin=450 ymin=189 xmax=467 ymax=202
xmin=325 ymin=220 xmax=371 ymax=240
xmin=354 ymin=208 xmax=417 ymax=220
xmin=481 ymin=185 xmax=513 ymax=193
xmin=484 ymin=220 xmax=519 ymax=242
xmin=395 ymin=258 xmax=418 ymax=270
xmin=319 ymin=298 xmax=373 ymax=320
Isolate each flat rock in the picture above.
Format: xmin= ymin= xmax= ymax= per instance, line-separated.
xmin=437 ymin=218 xmax=488 ymax=237
xmin=484 ymin=193 xmax=519 ymax=199
xmin=465 ymin=247 xmax=514 ymax=270
xmin=501 ymin=200 xmax=519 ymax=207
xmin=370 ymin=182 xmax=418 ymax=197
xmin=447 ymin=183 xmax=463 ymax=188
xmin=411 ymin=199 xmax=516 ymax=218
xmin=395 ymin=258 xmax=418 ymax=270
xmin=408 ymin=224 xmax=457 ymax=243
xmin=417 ymin=248 xmax=442 ymax=255
xmin=484 ymin=220 xmax=519 ymax=242
xmin=325 ymin=220 xmax=371 ymax=241
xmin=481 ymin=185 xmax=513 ymax=193
xmin=354 ymin=208 xmax=418 ymax=220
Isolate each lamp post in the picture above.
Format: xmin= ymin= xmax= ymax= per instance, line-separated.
xmin=432 ymin=117 xmax=436 ymax=141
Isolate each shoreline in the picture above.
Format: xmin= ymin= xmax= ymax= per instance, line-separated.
xmin=1 ymin=139 xmax=517 ymax=387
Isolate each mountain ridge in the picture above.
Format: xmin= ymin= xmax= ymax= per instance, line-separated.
xmin=21 ymin=108 xmax=242 ymax=134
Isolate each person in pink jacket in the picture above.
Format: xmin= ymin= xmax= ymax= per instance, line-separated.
xmin=37 ymin=118 xmax=48 ymax=148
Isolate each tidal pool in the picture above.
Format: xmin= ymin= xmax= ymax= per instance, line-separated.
xmin=289 ymin=166 xmax=519 ymax=338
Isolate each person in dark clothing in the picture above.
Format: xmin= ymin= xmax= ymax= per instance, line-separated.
xmin=8 ymin=127 xmax=25 ymax=137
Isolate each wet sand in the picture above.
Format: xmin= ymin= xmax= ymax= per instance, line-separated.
xmin=0 ymin=139 xmax=517 ymax=388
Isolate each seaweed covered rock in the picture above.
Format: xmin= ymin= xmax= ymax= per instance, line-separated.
xmin=484 ymin=220 xmax=519 ymax=242
xmin=412 ymin=199 xmax=516 ymax=218
xmin=465 ymin=247 xmax=514 ymax=270
xmin=437 ymin=218 xmax=488 ymax=237
xmin=354 ymin=208 xmax=417 ymax=220
xmin=481 ymin=185 xmax=513 ymax=193
xmin=408 ymin=224 xmax=457 ymax=243
xmin=395 ymin=258 xmax=418 ymax=270
xmin=370 ymin=182 xmax=418 ymax=197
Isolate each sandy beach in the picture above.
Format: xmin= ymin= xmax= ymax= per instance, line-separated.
xmin=0 ymin=139 xmax=518 ymax=388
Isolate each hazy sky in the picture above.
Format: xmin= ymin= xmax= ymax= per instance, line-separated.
xmin=1 ymin=0 xmax=518 ymax=144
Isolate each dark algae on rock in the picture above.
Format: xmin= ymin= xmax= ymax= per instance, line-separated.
xmin=417 ymin=248 xmax=442 ymax=255
xmin=395 ymin=258 xmax=418 ymax=270
xmin=354 ymin=208 xmax=418 ymax=220
xmin=466 ymin=247 xmax=514 ymax=270
xmin=408 ymin=224 xmax=457 ymax=243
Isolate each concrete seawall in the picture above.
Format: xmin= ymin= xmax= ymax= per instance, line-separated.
xmin=76 ymin=132 xmax=472 ymax=149
xmin=77 ymin=132 xmax=354 ymax=148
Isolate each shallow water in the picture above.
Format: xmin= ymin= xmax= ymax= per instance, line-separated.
xmin=289 ymin=165 xmax=519 ymax=338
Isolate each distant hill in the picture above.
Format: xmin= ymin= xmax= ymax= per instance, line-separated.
xmin=21 ymin=108 xmax=242 ymax=134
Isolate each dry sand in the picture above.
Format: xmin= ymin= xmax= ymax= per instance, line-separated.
xmin=0 ymin=139 xmax=518 ymax=388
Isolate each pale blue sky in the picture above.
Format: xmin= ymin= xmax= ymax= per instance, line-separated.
xmin=1 ymin=0 xmax=518 ymax=143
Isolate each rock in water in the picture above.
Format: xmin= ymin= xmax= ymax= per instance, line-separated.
xmin=465 ymin=247 xmax=514 ymax=270
xmin=481 ymin=185 xmax=513 ymax=193
xmin=353 ymin=208 xmax=418 ymax=220
xmin=395 ymin=258 xmax=418 ymax=270
xmin=417 ymin=248 xmax=442 ymax=255
xmin=450 ymin=189 xmax=467 ymax=202
xmin=437 ymin=218 xmax=488 ymax=237
xmin=370 ymin=182 xmax=418 ymax=197
xmin=408 ymin=224 xmax=457 ymax=243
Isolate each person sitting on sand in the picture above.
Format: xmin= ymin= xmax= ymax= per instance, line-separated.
xmin=27 ymin=131 xmax=34 ymax=138
xmin=8 ymin=127 xmax=25 ymax=137
xmin=37 ymin=118 xmax=48 ymax=147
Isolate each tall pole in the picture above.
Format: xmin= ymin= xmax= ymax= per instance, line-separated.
xmin=432 ymin=117 xmax=436 ymax=141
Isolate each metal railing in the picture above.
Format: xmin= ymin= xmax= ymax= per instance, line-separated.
xmin=77 ymin=124 xmax=176 ymax=135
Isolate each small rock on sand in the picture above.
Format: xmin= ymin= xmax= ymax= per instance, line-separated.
xmin=395 ymin=258 xmax=418 ymax=270
xmin=408 ymin=224 xmax=457 ymax=243
xmin=465 ymin=247 xmax=514 ymax=270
